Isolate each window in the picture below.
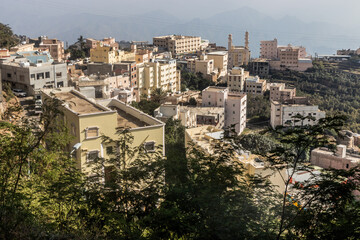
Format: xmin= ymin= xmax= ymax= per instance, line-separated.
xmin=85 ymin=127 xmax=99 ymax=139
xmin=45 ymin=72 xmax=50 ymax=78
xmin=233 ymin=111 xmax=235 ymax=114
xmin=37 ymin=73 xmax=44 ymax=80
xmin=208 ymin=102 xmax=211 ymax=105
xmin=144 ymin=141 xmax=155 ymax=152
xmin=31 ymin=74 xmax=35 ymax=79
xmin=106 ymin=146 xmax=113 ymax=155
xmin=56 ymin=72 xmax=62 ymax=78
xmin=346 ymin=164 xmax=349 ymax=169
xmin=104 ymin=166 xmax=116 ymax=185
xmin=71 ymin=123 xmax=76 ymax=136
xmin=7 ymin=73 xmax=11 ymax=78
xmin=87 ymin=150 xmax=99 ymax=162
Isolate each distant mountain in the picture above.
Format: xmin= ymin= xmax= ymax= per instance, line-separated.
xmin=1 ymin=6 xmax=358 ymax=56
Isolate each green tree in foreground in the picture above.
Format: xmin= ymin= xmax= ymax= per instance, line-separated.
xmin=266 ymin=115 xmax=360 ymax=239
xmin=0 ymin=23 xmax=19 ymax=49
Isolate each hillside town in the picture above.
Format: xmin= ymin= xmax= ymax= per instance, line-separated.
xmin=0 ymin=17 xmax=360 ymax=239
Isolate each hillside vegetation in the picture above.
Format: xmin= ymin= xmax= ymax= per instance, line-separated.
xmin=270 ymin=59 xmax=360 ymax=132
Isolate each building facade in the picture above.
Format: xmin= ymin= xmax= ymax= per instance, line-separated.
xmin=153 ymin=35 xmax=202 ymax=56
xmin=0 ymin=56 xmax=67 ymax=95
xmin=269 ymin=83 xmax=296 ymax=102
xmin=270 ymin=98 xmax=326 ymax=129
xmin=42 ymin=88 xmax=165 ymax=176
xmin=228 ymin=32 xmax=250 ymax=68
xmin=137 ymin=59 xmax=181 ymax=99
xmin=202 ymin=86 xmax=247 ymax=135
xmin=39 ymin=38 xmax=65 ymax=62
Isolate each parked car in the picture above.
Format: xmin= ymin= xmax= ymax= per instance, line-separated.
xmin=34 ymin=105 xmax=42 ymax=115
xmin=12 ymin=89 xmax=27 ymax=97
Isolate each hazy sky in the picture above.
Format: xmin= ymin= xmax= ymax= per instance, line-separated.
xmin=4 ymin=0 xmax=360 ymax=28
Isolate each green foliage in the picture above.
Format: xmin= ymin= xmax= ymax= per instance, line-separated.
xmin=246 ymin=91 xmax=271 ymax=121
xmin=188 ymin=97 xmax=197 ymax=106
xmin=131 ymin=99 xmax=160 ymax=116
xmin=181 ymin=71 xmax=214 ymax=91
xmin=270 ymin=61 xmax=360 ymax=132
xmin=238 ymin=133 xmax=278 ymax=155
xmin=266 ymin=114 xmax=360 ymax=239
xmin=0 ymin=23 xmax=19 ymax=49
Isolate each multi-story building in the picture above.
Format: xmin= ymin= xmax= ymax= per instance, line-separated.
xmin=90 ymin=42 xmax=134 ymax=64
xmin=206 ymin=51 xmax=228 ymax=78
xmin=260 ymin=39 xmax=278 ymax=59
xmin=227 ymin=67 xmax=266 ymax=95
xmin=228 ymin=32 xmax=250 ymax=68
xmin=39 ymin=38 xmax=65 ymax=62
xmin=187 ymin=54 xmax=214 ymax=76
xmin=260 ymin=39 xmax=312 ymax=71
xmin=270 ymin=98 xmax=325 ymax=129
xmin=249 ymin=58 xmax=270 ymax=77
xmin=269 ymin=83 xmax=296 ymax=102
xmin=311 ymin=145 xmax=360 ymax=170
xmin=86 ymin=37 xmax=119 ymax=50
xmin=10 ymin=43 xmax=35 ymax=53
xmin=153 ymin=35 xmax=202 ymax=56
xmin=154 ymin=104 xmax=224 ymax=129
xmin=136 ymin=59 xmax=181 ymax=99
xmin=42 ymin=88 xmax=165 ymax=176
xmin=227 ymin=67 xmax=248 ymax=92
xmin=244 ymin=76 xmax=266 ymax=95
xmin=0 ymin=53 xmax=67 ymax=95
xmin=202 ymin=86 xmax=247 ymax=135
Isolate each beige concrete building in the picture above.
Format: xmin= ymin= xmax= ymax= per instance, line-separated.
xmin=270 ymin=98 xmax=325 ymax=129
xmin=207 ymin=51 xmax=228 ymax=77
xmin=163 ymin=90 xmax=201 ymax=105
xmin=39 ymin=38 xmax=64 ymax=62
xmin=42 ymin=88 xmax=165 ymax=176
xmin=260 ymin=39 xmax=312 ymax=72
xmin=269 ymin=83 xmax=296 ymax=102
xmin=202 ymin=86 xmax=247 ymax=135
xmin=90 ymin=42 xmax=135 ymax=64
xmin=10 ymin=43 xmax=35 ymax=53
xmin=187 ymin=54 xmax=215 ymax=77
xmin=136 ymin=59 xmax=181 ymax=100
xmin=260 ymin=39 xmax=278 ymax=59
xmin=244 ymin=76 xmax=266 ymax=95
xmin=153 ymin=35 xmax=202 ymax=56
xmin=228 ymin=32 xmax=250 ymax=68
xmin=227 ymin=67 xmax=248 ymax=92
xmin=228 ymin=67 xmax=266 ymax=95
xmin=185 ymin=125 xmax=285 ymax=193
xmin=311 ymin=145 xmax=360 ymax=170
xmin=154 ymin=103 xmax=224 ymax=129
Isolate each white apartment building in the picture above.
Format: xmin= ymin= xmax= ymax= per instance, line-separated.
xmin=137 ymin=59 xmax=181 ymax=99
xmin=202 ymin=86 xmax=247 ymax=135
xmin=153 ymin=35 xmax=202 ymax=56
xmin=270 ymin=98 xmax=326 ymax=129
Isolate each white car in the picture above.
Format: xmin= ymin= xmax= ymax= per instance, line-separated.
xmin=12 ymin=89 xmax=27 ymax=97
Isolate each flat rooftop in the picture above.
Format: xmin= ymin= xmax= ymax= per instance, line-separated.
xmin=109 ymin=107 xmax=147 ymax=128
xmin=203 ymin=86 xmax=227 ymax=92
xmin=54 ymin=91 xmax=106 ymax=114
xmin=207 ymin=51 xmax=227 ymax=55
